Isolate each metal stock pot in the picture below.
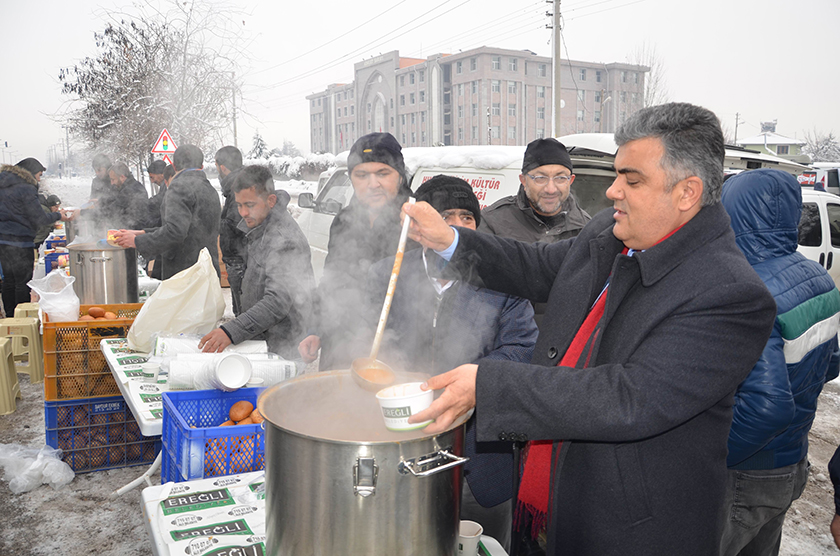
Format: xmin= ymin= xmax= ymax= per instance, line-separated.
xmin=258 ymin=370 xmax=469 ymax=555
xmin=68 ymin=243 xmax=138 ymax=304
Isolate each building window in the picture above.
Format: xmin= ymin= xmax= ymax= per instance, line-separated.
xmin=491 ymin=126 xmax=500 ymax=139
xmin=595 ymin=91 xmax=601 ymax=103
xmin=492 ymin=56 xmax=501 ymax=70
xmin=777 ymin=145 xmax=790 ymax=155
xmin=508 ymin=81 xmax=516 ymax=94
xmin=402 ymin=133 xmax=406 ymax=143
xmin=350 ymin=90 xmax=354 ymax=98
xmin=472 ymin=126 xmax=478 ymax=139
xmin=351 ymin=105 xmax=355 ymax=115
xmin=579 ymin=68 xmax=586 ymax=81
xmin=311 ymin=99 xmax=315 ymax=107
xmin=537 ymin=86 xmax=545 ymax=98
xmin=412 ymin=132 xmax=416 ymax=144
xmin=410 ymin=73 xmax=415 ymax=85
xmin=538 ymin=107 xmax=545 ymax=120
xmin=411 ymin=113 xmax=416 ymax=124
xmin=419 ymin=70 xmax=425 ymax=82
xmin=620 ymin=91 xmax=627 ymax=103
xmin=337 ymin=108 xmax=340 ymax=117
xmin=539 ymin=64 xmax=547 ymax=77
xmin=367 ymin=103 xmax=372 ymax=113
xmin=421 ymin=111 xmax=426 ymax=123
xmin=508 ymin=126 xmax=516 ymax=140
xmin=508 ymin=104 xmax=516 ymax=116
xmin=318 ymin=98 xmax=321 ymax=106
xmin=444 ymin=111 xmax=451 ymax=125
xmin=458 ymin=84 xmax=463 ymax=96
xmin=537 ymin=129 xmax=545 ymax=139
xmin=391 ymin=117 xmax=394 ymax=128
xmin=344 ymin=107 xmax=348 ymax=116
xmin=577 ymin=109 xmax=584 ymax=122
xmin=444 ymin=91 xmax=450 ymax=104
xmin=368 ymin=120 xmax=371 ymax=130
xmin=632 ymin=92 xmax=638 ymax=105
xmin=421 ymin=131 xmax=426 ymax=143
xmin=634 ymin=72 xmax=640 ymax=84
xmin=458 ymin=105 xmax=463 ymax=118
xmin=509 ymin=58 xmax=518 ymax=71
xmin=456 ymin=61 xmax=463 ymax=74
xmin=401 ymin=114 xmax=406 ymax=125
xmin=400 ymin=95 xmax=405 ymax=106
xmin=577 ymin=90 xmax=585 ymax=103
xmin=621 ymin=71 xmax=627 ymax=83
xmin=458 ymin=128 xmax=464 ymax=141
xmin=400 ymin=75 xmax=405 ymax=86
xmin=596 ymin=70 xmax=602 ymax=83
xmin=492 ymin=80 xmax=501 ymax=93
xmin=594 ymin=111 xmax=601 ymax=123
xmin=470 ymin=58 xmax=477 ymax=71
xmin=420 ymin=90 xmax=425 ymax=103
xmin=472 ymin=103 xmax=477 ymax=117
xmin=410 ymin=93 xmax=415 ymax=105
xmin=492 ymin=103 xmax=501 ymax=116
xmin=472 ymin=81 xmax=477 ymax=94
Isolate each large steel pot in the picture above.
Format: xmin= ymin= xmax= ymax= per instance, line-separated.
xmin=258 ymin=370 xmax=469 ymax=556
xmin=68 ymin=243 xmax=139 ymax=304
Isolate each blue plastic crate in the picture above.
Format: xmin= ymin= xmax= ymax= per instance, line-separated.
xmin=45 ymin=396 xmax=161 ymax=473
xmin=45 ymin=237 xmax=66 ymax=249
xmin=161 ymin=388 xmax=265 ymax=483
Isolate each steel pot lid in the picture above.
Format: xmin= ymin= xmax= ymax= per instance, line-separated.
xmin=258 ymin=370 xmax=470 ymax=444
xmin=67 ymin=242 xmax=127 ymax=251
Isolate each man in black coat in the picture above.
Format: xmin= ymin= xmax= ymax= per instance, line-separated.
xmin=403 ymin=103 xmax=777 ymax=555
xmin=89 ymin=153 xmax=111 ymax=201
xmin=215 ymin=146 xmax=246 ymax=314
xmin=99 ymin=161 xmax=149 ymax=230
xmin=115 ymin=145 xmax=221 ymax=280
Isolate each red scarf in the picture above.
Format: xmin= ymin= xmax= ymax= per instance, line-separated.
xmin=515 ymin=226 xmax=687 ymax=537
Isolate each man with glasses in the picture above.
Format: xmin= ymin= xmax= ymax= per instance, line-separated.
xmin=479 ymin=137 xmax=590 ymax=244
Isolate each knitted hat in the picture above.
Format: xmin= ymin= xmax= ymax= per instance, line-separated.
xmin=414 ymin=174 xmax=481 ymax=228
xmin=147 ymin=160 xmax=167 ymax=174
xmin=16 ymin=157 xmax=47 ymax=176
xmin=347 ymin=132 xmax=406 ymax=177
xmin=521 ymin=138 xmax=573 ymax=175
xmin=46 ymin=194 xmax=62 ymax=207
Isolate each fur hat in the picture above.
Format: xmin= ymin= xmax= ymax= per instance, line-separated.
xmin=414 ymin=174 xmax=481 ymax=228
xmin=521 ymin=138 xmax=573 ymax=175
xmin=347 ymin=132 xmax=406 ymax=177
xmin=16 ymin=157 xmax=46 ymax=176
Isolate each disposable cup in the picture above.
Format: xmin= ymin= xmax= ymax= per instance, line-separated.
xmin=375 ymin=382 xmax=434 ymax=431
xmin=141 ymin=362 xmax=160 ymax=383
xmin=214 ymin=353 xmax=252 ymax=391
xmin=458 ymin=520 xmax=483 ymax=556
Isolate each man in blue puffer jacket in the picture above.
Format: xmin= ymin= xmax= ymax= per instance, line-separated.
xmin=720 ymin=168 xmax=840 ymax=556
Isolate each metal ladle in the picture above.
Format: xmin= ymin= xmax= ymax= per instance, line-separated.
xmin=351 ymin=197 xmax=415 ymax=392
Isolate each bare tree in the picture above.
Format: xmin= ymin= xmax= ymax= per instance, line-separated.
xmin=58 ymin=0 xmax=250 ymax=175
xmin=628 ymin=41 xmax=669 ymax=108
xmin=802 ymin=129 xmax=840 ymax=162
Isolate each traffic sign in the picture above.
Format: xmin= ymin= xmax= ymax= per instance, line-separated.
xmin=162 ymin=154 xmax=173 ymax=166
xmin=152 ymin=129 xmax=177 ymax=154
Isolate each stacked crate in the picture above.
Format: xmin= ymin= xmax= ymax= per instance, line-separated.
xmin=43 ymin=304 xmax=161 ymax=473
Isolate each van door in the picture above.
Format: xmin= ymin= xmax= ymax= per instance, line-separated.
xmin=798 ymin=199 xmax=840 ymax=289
xmin=300 ymin=169 xmax=353 ymax=281
xmin=823 ymin=200 xmax=840 ymax=288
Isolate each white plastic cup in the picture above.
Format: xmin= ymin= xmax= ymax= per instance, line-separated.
xmin=375 ymin=382 xmax=434 ymax=431
xmin=458 ymin=520 xmax=483 ymax=556
xmin=214 ymin=353 xmax=252 ymax=391
xmin=246 ymin=377 xmax=265 ymax=388
xmin=141 ymin=362 xmax=160 ymax=383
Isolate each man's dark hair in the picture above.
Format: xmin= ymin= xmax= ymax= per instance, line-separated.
xmin=215 ymin=146 xmax=243 ymax=171
xmin=92 ymin=154 xmax=111 ymax=170
xmin=147 ymin=160 xmax=167 ymax=174
xmin=615 ymin=102 xmax=725 ymax=206
xmin=233 ymin=165 xmax=275 ymax=197
xmin=172 ymin=144 xmax=205 ymax=171
xmin=109 ymin=161 xmax=132 ymax=179
xmin=163 ymin=164 xmax=176 ymax=181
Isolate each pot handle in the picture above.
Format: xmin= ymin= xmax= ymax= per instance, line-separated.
xmin=90 ymin=256 xmax=112 ymax=263
xmin=398 ymin=449 xmax=469 ymax=477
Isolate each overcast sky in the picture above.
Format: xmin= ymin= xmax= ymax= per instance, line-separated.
xmin=1 ymin=0 xmax=837 ymax=167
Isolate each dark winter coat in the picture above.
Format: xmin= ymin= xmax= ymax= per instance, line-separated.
xmin=97 ymin=175 xmax=149 ymax=230
xmin=221 ymin=194 xmax=315 ymax=360
xmin=89 ymin=175 xmax=110 ymax=201
xmin=452 ymin=203 xmax=776 ymax=555
xmin=0 ymin=165 xmax=60 ymax=247
xmin=34 ymin=194 xmax=57 ymax=245
xmin=370 ymin=249 xmax=538 ymax=507
xmin=135 ymin=169 xmax=221 ymax=280
xmin=722 ymin=168 xmax=840 ymax=470
xmin=829 ymin=445 xmax=840 ymax=514
xmin=478 ymin=185 xmax=590 ymax=244
xmin=314 ymin=185 xmax=414 ymax=370
xmin=141 ymin=184 xmax=167 ymax=229
xmin=219 ymin=168 xmax=247 ymax=262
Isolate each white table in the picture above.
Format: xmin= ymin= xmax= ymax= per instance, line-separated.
xmin=101 ymin=338 xmax=163 ymax=437
xmin=141 ymin=471 xmax=508 ymax=556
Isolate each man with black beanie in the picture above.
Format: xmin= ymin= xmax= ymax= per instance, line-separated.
xmin=366 ymin=174 xmax=537 ymax=551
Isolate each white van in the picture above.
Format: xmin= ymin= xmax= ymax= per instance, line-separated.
xmin=799 ymin=189 xmax=840 ymax=288
xmin=797 ymin=163 xmax=840 ymax=195
xmin=296 ymin=144 xmax=616 ymax=280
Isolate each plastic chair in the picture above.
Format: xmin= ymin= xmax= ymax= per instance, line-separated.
xmin=0 ymin=338 xmax=21 ymax=415
xmin=12 ymin=302 xmax=39 ymax=365
xmin=0 ymin=318 xmax=44 ymax=383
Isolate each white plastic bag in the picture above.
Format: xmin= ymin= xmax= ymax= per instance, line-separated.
xmin=0 ymin=444 xmax=75 ymax=494
xmin=27 ymin=270 xmax=80 ymax=322
xmin=127 ymin=248 xmax=225 ymax=353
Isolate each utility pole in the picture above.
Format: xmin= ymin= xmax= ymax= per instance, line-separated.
xmin=232 ymin=71 xmax=238 ymax=149
xmin=734 ymin=112 xmax=743 ymax=144
xmin=551 ymin=0 xmax=562 ymax=137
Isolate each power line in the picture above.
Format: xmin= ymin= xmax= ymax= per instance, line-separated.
xmin=564 ymin=0 xmax=648 ymax=21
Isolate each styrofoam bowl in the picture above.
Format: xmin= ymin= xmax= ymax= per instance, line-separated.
xmin=375 ymin=382 xmax=434 ymax=431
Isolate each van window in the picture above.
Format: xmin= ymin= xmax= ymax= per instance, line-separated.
xmin=571 ymin=173 xmax=615 ymax=216
xmin=317 ymin=170 xmax=352 ymax=215
xmin=827 ymin=203 xmax=840 ymax=248
xmin=829 ymin=170 xmax=840 ymax=192
xmin=798 ymin=202 xmax=822 ymax=247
